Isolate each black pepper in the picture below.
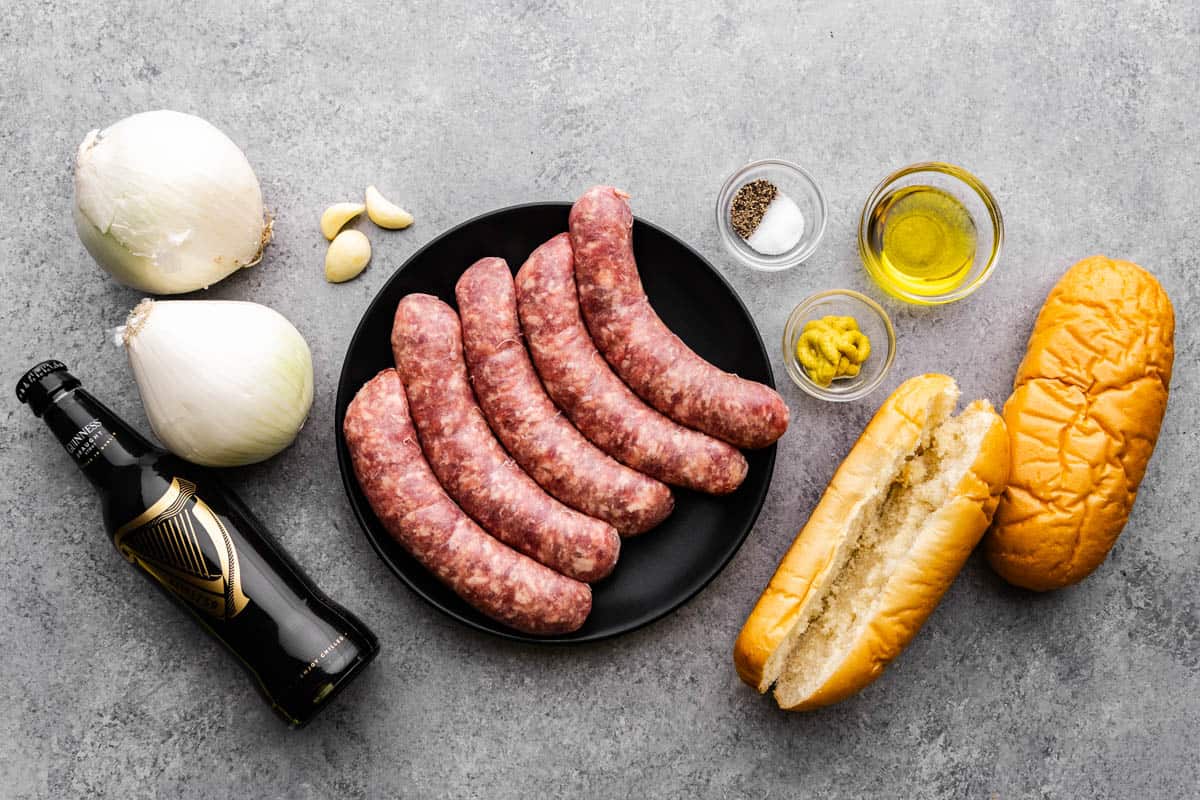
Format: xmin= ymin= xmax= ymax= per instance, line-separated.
xmin=730 ymin=179 xmax=778 ymax=239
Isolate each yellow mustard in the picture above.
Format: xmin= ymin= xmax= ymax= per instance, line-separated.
xmin=796 ymin=316 xmax=871 ymax=387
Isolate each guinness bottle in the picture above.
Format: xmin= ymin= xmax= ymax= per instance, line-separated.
xmin=17 ymin=360 xmax=379 ymax=727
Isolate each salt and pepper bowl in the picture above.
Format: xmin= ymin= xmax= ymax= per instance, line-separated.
xmin=716 ymin=159 xmax=827 ymax=272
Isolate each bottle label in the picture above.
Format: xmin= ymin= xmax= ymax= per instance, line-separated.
xmin=65 ymin=418 xmax=115 ymax=468
xmin=113 ymin=478 xmax=249 ymax=619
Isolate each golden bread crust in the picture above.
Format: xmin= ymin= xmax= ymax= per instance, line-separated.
xmin=780 ymin=401 xmax=1008 ymax=710
xmin=986 ymin=256 xmax=1174 ymax=591
xmin=733 ymin=375 xmax=957 ymax=692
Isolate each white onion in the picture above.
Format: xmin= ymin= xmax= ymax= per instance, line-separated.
xmin=121 ymin=299 xmax=313 ymax=467
xmin=74 ymin=110 xmax=271 ymax=295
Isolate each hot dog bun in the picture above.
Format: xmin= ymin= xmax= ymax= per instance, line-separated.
xmin=985 ymin=256 xmax=1175 ymax=591
xmin=734 ymin=374 xmax=1009 ymax=710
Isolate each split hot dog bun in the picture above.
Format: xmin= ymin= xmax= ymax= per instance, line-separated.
xmin=985 ymin=256 xmax=1175 ymax=591
xmin=734 ymin=375 xmax=1009 ymax=710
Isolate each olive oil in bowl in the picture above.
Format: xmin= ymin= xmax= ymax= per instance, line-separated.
xmin=858 ymin=162 xmax=1002 ymax=305
xmin=865 ymin=185 xmax=977 ymax=297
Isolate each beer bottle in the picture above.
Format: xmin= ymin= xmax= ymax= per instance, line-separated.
xmin=16 ymin=360 xmax=379 ymax=727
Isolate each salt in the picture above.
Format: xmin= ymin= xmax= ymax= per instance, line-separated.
xmin=746 ymin=193 xmax=805 ymax=255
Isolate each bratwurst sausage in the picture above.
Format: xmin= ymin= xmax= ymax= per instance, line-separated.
xmin=392 ymin=293 xmax=620 ymax=582
xmin=343 ymin=369 xmax=591 ymax=635
xmin=570 ymin=185 xmax=789 ymax=450
xmin=456 ymin=257 xmax=674 ymax=535
xmin=514 ymin=234 xmax=748 ymax=495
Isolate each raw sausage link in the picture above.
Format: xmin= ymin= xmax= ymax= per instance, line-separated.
xmin=343 ymin=369 xmax=591 ymax=635
xmin=456 ymin=257 xmax=675 ymax=535
xmin=392 ymin=293 xmax=620 ymax=582
xmin=570 ymin=185 xmax=790 ymax=450
xmin=514 ymin=234 xmax=748 ymax=495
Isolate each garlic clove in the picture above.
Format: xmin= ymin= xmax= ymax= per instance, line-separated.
xmin=365 ymin=185 xmax=414 ymax=229
xmin=320 ymin=202 xmax=366 ymax=240
xmin=325 ymin=229 xmax=372 ymax=283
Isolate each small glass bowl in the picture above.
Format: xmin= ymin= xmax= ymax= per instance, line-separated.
xmin=716 ymin=159 xmax=828 ymax=271
xmin=783 ymin=289 xmax=896 ymax=401
xmin=858 ymin=161 xmax=1003 ymax=305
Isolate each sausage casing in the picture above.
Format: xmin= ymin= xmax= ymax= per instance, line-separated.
xmin=392 ymin=293 xmax=620 ymax=582
xmin=570 ymin=185 xmax=789 ymax=449
xmin=515 ymin=234 xmax=748 ymax=495
xmin=343 ymin=369 xmax=591 ymax=634
xmin=456 ymin=257 xmax=674 ymax=535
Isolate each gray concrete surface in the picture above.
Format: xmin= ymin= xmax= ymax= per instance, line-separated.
xmin=2 ymin=1 xmax=1197 ymax=797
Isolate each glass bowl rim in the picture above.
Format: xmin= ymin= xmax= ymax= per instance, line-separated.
xmin=857 ymin=161 xmax=1004 ymax=305
xmin=782 ymin=288 xmax=897 ymax=402
xmin=715 ymin=158 xmax=829 ymax=272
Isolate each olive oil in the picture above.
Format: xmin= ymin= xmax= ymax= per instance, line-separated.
xmin=865 ymin=185 xmax=977 ymax=297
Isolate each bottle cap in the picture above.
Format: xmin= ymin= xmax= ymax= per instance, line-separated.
xmin=16 ymin=360 xmax=79 ymax=417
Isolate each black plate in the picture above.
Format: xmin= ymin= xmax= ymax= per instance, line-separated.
xmin=334 ymin=203 xmax=777 ymax=643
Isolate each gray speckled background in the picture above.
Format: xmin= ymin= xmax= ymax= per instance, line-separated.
xmin=2 ymin=1 xmax=1197 ymax=797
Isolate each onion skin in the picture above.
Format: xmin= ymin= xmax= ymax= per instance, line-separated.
xmin=73 ymin=110 xmax=270 ymax=295
xmin=124 ymin=299 xmax=314 ymax=467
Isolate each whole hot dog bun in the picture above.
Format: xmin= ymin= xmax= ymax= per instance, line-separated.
xmin=734 ymin=375 xmax=1009 ymax=710
xmin=985 ymin=256 xmax=1175 ymax=591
